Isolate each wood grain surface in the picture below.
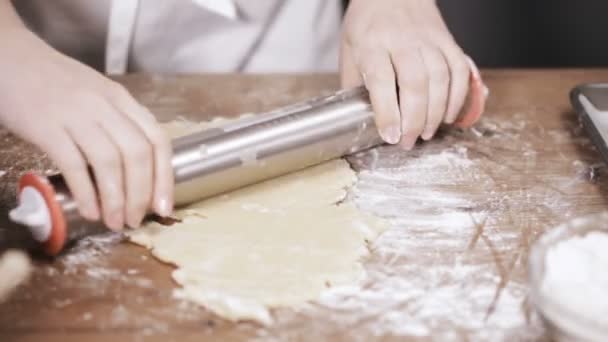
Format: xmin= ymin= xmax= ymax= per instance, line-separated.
xmin=1 ymin=71 xmax=607 ymax=341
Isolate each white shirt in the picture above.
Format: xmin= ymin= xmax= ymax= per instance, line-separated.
xmin=14 ymin=0 xmax=342 ymax=74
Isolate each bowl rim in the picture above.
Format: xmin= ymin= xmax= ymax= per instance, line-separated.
xmin=528 ymin=212 xmax=608 ymax=340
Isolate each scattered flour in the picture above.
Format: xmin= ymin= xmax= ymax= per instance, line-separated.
xmin=268 ymin=112 xmax=594 ymax=341
xmin=57 ymin=233 xmax=154 ymax=290
xmin=60 ymin=232 xmax=124 ymax=276
xmin=50 ymin=231 xmax=202 ymax=337
xmin=340 ymin=147 xmax=536 ymax=339
xmin=264 ymin=140 xmax=547 ymax=341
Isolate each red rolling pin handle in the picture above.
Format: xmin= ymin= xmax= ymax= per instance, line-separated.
xmin=455 ymin=56 xmax=488 ymax=128
xmin=16 ymin=173 xmax=67 ymax=255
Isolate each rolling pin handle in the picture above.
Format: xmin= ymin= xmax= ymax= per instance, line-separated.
xmin=454 ymin=56 xmax=488 ymax=128
xmin=11 ymin=173 xmax=67 ymax=256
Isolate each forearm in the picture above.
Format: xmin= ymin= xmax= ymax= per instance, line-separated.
xmin=0 ymin=1 xmax=58 ymax=67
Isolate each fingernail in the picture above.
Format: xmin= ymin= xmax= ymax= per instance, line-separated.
xmin=81 ymin=204 xmax=100 ymax=221
xmin=421 ymin=130 xmax=435 ymax=141
xmin=380 ymin=126 xmax=401 ymax=145
xmin=127 ymin=217 xmax=143 ymax=229
xmin=107 ymin=211 xmax=124 ymax=231
xmin=156 ymin=196 xmax=173 ymax=217
xmin=399 ymin=135 xmax=417 ymax=150
xmin=445 ymin=114 xmax=457 ymax=125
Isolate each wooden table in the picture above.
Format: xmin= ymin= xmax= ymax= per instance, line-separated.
xmin=1 ymin=70 xmax=607 ymax=341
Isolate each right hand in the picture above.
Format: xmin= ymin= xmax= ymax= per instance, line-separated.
xmin=341 ymin=0 xmax=483 ymax=148
xmin=0 ymin=29 xmax=174 ymax=230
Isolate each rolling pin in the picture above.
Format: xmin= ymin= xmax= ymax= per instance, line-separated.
xmin=9 ymin=71 xmax=487 ymax=256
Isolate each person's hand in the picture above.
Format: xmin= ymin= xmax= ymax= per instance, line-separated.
xmin=0 ymin=28 xmax=174 ymax=230
xmin=341 ymin=0 xmax=484 ymax=149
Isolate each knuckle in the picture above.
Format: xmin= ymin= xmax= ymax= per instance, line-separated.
xmin=439 ymin=38 xmax=462 ymax=54
xmin=96 ymin=149 xmax=121 ymax=169
xmin=140 ymin=106 xmax=158 ymax=122
xmin=452 ymin=59 xmax=470 ymax=78
xmin=441 ymin=39 xmax=465 ymax=55
xmin=428 ymin=64 xmax=450 ymax=83
xmin=363 ymin=69 xmax=394 ymax=86
xmin=57 ymin=155 xmax=86 ymax=173
xmin=148 ymin=127 xmax=169 ymax=148
xmin=428 ymin=28 xmax=451 ymax=40
xmin=399 ymin=69 xmax=428 ymax=88
xmin=109 ymin=83 xmax=130 ymax=99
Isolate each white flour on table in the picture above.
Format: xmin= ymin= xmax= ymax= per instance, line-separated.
xmin=59 ymin=232 xmax=124 ymax=278
xmin=303 ymin=144 xmax=542 ymax=340
xmin=50 ymin=233 xmax=156 ymax=303
xmin=267 ymin=116 xmax=583 ymax=341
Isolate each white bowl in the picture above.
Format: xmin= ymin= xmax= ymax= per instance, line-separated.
xmin=528 ymin=213 xmax=608 ymax=342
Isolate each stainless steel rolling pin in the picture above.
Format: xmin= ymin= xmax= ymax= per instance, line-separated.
xmin=171 ymin=87 xmax=382 ymax=205
xmin=8 ymin=87 xmax=379 ymax=255
xmin=9 ymin=78 xmax=487 ymax=255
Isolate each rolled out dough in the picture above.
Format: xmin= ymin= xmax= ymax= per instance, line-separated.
xmin=127 ymin=119 xmax=386 ymax=324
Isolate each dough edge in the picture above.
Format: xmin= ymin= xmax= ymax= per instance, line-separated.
xmin=127 ymin=118 xmax=388 ymax=324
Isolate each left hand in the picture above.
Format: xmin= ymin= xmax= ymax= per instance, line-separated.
xmin=340 ymin=0 xmax=484 ymax=149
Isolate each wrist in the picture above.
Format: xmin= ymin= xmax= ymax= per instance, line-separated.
xmin=348 ymin=0 xmax=440 ymax=13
